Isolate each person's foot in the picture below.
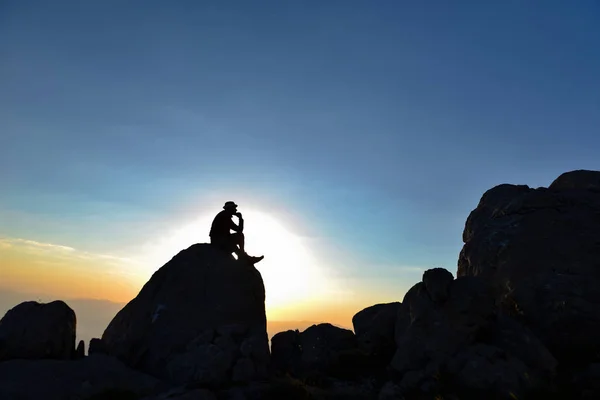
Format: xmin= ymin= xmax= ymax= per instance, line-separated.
xmin=248 ymin=255 xmax=264 ymax=264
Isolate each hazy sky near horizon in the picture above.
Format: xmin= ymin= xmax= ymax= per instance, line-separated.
xmin=1 ymin=1 xmax=599 ymax=326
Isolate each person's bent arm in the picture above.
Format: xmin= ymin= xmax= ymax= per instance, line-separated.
xmin=235 ymin=212 xmax=244 ymax=232
xmin=230 ymin=219 xmax=241 ymax=233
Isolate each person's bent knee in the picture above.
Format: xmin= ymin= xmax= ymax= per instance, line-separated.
xmin=232 ymin=232 xmax=244 ymax=242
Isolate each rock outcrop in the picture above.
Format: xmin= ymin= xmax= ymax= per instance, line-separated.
xmin=3 ymin=170 xmax=600 ymax=399
xmin=0 ymin=354 xmax=162 ymax=400
xmin=76 ymin=340 xmax=85 ymax=359
xmin=389 ymin=271 xmax=558 ymax=399
xmin=0 ymin=300 xmax=76 ymax=361
xmin=352 ymin=302 xmax=399 ymax=364
xmin=101 ymin=243 xmax=270 ymax=386
xmin=89 ymin=337 xmax=106 ymax=355
xmin=458 ymin=169 xmax=600 ymax=366
xmin=271 ymin=323 xmax=377 ymax=382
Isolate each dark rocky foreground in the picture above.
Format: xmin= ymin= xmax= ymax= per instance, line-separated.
xmin=1 ymin=169 xmax=599 ymax=399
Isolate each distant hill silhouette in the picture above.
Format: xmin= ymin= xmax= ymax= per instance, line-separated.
xmin=0 ymin=289 xmax=125 ymax=354
xmin=0 ymin=288 xmax=349 ymax=354
xmin=267 ymin=320 xmax=350 ymax=338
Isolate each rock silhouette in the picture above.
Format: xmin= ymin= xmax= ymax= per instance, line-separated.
xmin=0 ymin=300 xmax=76 ymax=361
xmin=458 ymin=169 xmax=600 ymax=366
xmin=75 ymin=340 xmax=85 ymax=359
xmin=271 ymin=323 xmax=368 ymax=381
xmin=88 ymin=337 xmax=107 ymax=355
xmin=1 ymin=169 xmax=600 ymax=399
xmin=352 ymin=302 xmax=399 ymax=364
xmin=101 ymin=243 xmax=270 ymax=386
xmin=390 ymin=274 xmax=557 ymax=398
xmin=0 ymin=354 xmax=162 ymax=400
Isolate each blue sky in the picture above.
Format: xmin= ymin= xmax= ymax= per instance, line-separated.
xmin=1 ymin=1 xmax=599 ymax=301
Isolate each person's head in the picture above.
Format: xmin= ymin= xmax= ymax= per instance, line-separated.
xmin=223 ymin=201 xmax=238 ymax=215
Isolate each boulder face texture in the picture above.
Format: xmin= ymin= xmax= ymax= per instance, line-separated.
xmin=0 ymin=300 xmax=76 ymax=361
xmin=300 ymin=323 xmax=356 ymax=372
xmin=271 ymin=323 xmax=370 ymax=380
xmin=422 ymin=268 xmax=454 ymax=304
xmin=458 ymin=169 xmax=600 ymax=365
xmin=0 ymin=354 xmax=162 ymax=400
xmin=352 ymin=302 xmax=399 ymax=362
xmin=270 ymin=329 xmax=302 ymax=373
xmin=101 ymin=243 xmax=270 ymax=385
xmin=391 ymin=269 xmax=557 ymax=399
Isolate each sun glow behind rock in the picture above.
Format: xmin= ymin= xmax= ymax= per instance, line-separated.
xmin=134 ymin=209 xmax=335 ymax=317
xmin=242 ymin=210 xmax=333 ymax=312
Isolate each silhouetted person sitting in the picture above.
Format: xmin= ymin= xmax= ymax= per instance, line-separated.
xmin=210 ymin=201 xmax=264 ymax=264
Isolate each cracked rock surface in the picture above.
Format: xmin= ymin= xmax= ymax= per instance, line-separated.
xmin=458 ymin=169 xmax=600 ymax=365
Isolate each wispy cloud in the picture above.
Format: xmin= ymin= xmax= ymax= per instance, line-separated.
xmin=0 ymin=237 xmax=139 ymax=266
xmin=0 ymin=238 xmax=75 ymax=252
xmin=0 ymin=236 xmax=147 ymax=303
xmin=393 ymin=266 xmax=427 ymax=273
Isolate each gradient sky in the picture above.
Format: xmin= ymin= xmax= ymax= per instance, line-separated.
xmin=1 ymin=1 xmax=599 ymax=328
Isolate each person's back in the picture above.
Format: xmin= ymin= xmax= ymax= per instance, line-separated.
xmin=210 ymin=210 xmax=236 ymax=238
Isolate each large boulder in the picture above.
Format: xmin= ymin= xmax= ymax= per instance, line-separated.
xmin=102 ymin=243 xmax=270 ymax=386
xmin=392 ymin=275 xmax=497 ymax=375
xmin=270 ymin=329 xmax=302 ymax=374
xmin=458 ymin=169 xmax=600 ymax=365
xmin=271 ymin=323 xmax=369 ymax=381
xmin=391 ymin=269 xmax=557 ymax=399
xmin=89 ymin=337 xmax=107 ymax=355
xmin=300 ymin=323 xmax=357 ymax=374
xmin=0 ymin=354 xmax=162 ymax=400
xmin=422 ymin=268 xmax=453 ymax=304
xmin=549 ymin=169 xmax=600 ymax=191
xmin=0 ymin=300 xmax=76 ymax=361
xmin=352 ymin=302 xmax=400 ymax=363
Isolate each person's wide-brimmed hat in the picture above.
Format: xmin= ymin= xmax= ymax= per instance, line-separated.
xmin=223 ymin=201 xmax=238 ymax=209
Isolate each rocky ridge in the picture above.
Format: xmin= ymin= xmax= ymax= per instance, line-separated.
xmin=1 ymin=169 xmax=599 ymax=399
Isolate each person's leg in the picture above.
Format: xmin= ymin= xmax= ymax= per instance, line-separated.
xmin=212 ymin=236 xmax=235 ymax=259
xmin=211 ymin=235 xmax=224 ymax=250
xmin=230 ymin=233 xmax=246 ymax=258
xmin=237 ymin=232 xmax=245 ymax=253
xmin=228 ymin=233 xmax=263 ymax=264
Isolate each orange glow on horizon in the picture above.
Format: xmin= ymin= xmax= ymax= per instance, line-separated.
xmin=0 ymin=231 xmax=396 ymax=332
xmin=0 ymin=238 xmax=141 ymax=303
